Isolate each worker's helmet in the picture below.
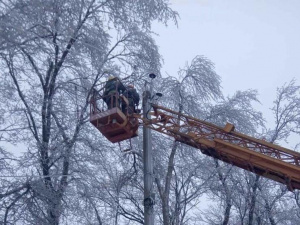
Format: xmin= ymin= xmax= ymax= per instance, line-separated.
xmin=108 ymin=76 xmax=115 ymax=81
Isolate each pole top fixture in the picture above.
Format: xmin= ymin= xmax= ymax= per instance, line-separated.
xmin=149 ymin=73 xmax=156 ymax=79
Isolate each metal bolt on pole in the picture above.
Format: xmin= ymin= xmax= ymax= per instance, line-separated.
xmin=142 ymin=74 xmax=156 ymax=225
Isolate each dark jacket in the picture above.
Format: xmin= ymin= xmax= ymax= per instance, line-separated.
xmin=125 ymin=87 xmax=140 ymax=106
xmin=104 ymin=78 xmax=125 ymax=96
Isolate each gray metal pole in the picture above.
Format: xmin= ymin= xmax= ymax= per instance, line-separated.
xmin=143 ymin=87 xmax=154 ymax=225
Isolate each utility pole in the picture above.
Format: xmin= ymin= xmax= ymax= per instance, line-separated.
xmin=143 ymin=74 xmax=156 ymax=225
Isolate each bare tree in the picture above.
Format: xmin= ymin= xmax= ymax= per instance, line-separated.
xmin=154 ymin=56 xmax=222 ymax=225
xmin=202 ymin=79 xmax=300 ymax=225
xmin=246 ymin=79 xmax=300 ymax=225
xmin=201 ymin=89 xmax=264 ymax=225
xmin=0 ymin=0 xmax=177 ymax=224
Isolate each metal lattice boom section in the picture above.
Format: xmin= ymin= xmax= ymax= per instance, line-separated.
xmin=137 ymin=104 xmax=300 ymax=191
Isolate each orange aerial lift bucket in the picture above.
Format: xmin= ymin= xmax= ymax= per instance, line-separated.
xmin=89 ymin=79 xmax=139 ymax=143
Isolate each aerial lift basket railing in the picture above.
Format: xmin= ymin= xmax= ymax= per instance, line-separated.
xmin=89 ymin=82 xmax=139 ymax=143
xmin=136 ymin=104 xmax=300 ymax=191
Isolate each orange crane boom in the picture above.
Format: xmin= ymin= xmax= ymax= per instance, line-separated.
xmin=136 ymin=104 xmax=300 ymax=191
xmin=90 ymin=83 xmax=300 ymax=191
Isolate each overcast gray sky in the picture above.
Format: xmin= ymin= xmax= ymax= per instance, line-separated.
xmin=153 ymin=0 xmax=300 ymax=129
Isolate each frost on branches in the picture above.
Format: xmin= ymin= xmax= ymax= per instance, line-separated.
xmin=0 ymin=0 xmax=177 ymax=224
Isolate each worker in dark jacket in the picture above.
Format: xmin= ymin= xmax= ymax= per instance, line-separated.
xmin=103 ymin=76 xmax=125 ymax=109
xmin=123 ymin=84 xmax=140 ymax=114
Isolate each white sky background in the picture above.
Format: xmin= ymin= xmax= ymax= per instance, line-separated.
xmin=153 ymin=0 xmax=300 ymax=145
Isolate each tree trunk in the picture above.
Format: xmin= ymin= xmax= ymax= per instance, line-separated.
xmin=265 ymin=201 xmax=276 ymax=225
xmin=248 ymin=175 xmax=260 ymax=225
xmin=48 ymin=195 xmax=62 ymax=225
xmin=161 ymin=141 xmax=178 ymax=225
xmin=222 ymin=201 xmax=232 ymax=225
xmin=159 ymin=103 xmax=183 ymax=225
xmin=214 ymin=160 xmax=232 ymax=225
